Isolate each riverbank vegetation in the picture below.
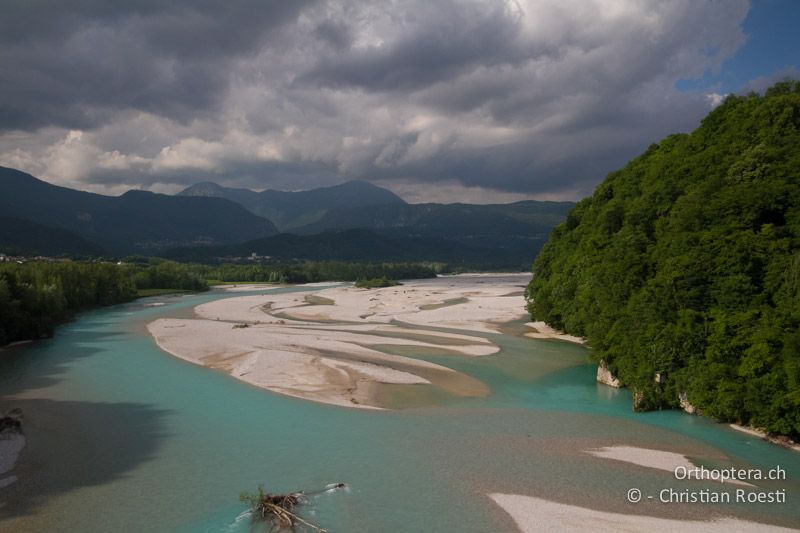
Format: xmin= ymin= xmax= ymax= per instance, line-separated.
xmin=0 ymin=261 xmax=138 ymax=345
xmin=0 ymin=259 xmax=438 ymax=346
xmin=354 ymin=277 xmax=400 ymax=288
xmin=0 ymin=259 xmax=211 ymax=345
xmin=192 ymin=260 xmax=437 ymax=284
xmin=526 ymin=81 xmax=800 ymax=440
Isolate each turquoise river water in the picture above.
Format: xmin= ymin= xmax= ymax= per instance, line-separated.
xmin=1 ymin=284 xmax=799 ymax=531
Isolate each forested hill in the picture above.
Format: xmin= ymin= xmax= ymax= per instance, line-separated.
xmin=526 ymin=81 xmax=800 ymax=440
xmin=178 ymin=180 xmax=405 ymax=231
xmin=0 ymin=217 xmax=106 ymax=256
xmin=0 ymin=167 xmax=278 ymax=255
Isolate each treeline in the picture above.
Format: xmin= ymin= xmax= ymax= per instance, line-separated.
xmin=354 ymin=277 xmax=401 ymax=289
xmin=526 ymin=81 xmax=800 ymax=439
xmin=192 ymin=261 xmax=439 ymax=284
xmin=0 ymin=258 xmax=439 ymax=346
xmin=0 ymin=260 xmax=209 ymax=345
xmin=128 ymin=259 xmax=208 ymax=291
xmin=0 ymin=261 xmax=137 ymax=345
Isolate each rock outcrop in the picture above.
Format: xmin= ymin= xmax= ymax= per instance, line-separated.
xmin=679 ymin=392 xmax=697 ymax=414
xmin=596 ymin=361 xmax=620 ymax=388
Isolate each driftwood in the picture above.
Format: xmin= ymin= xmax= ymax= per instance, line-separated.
xmin=0 ymin=408 xmax=23 ymax=433
xmin=240 ymin=483 xmax=345 ymax=532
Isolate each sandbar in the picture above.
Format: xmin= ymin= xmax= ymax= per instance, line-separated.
xmin=489 ymin=493 xmax=794 ymax=532
xmin=148 ymin=275 xmax=532 ymax=409
xmin=524 ymin=321 xmax=585 ymax=344
xmin=586 ymin=446 xmax=753 ymax=487
xmin=729 ymin=424 xmax=800 ymax=452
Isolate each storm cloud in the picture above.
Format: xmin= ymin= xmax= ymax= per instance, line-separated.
xmin=0 ymin=0 xmax=752 ymax=201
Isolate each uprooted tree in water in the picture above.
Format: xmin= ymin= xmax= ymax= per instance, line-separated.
xmin=239 ymin=483 xmax=346 ymax=532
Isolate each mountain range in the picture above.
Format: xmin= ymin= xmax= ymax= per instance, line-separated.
xmin=0 ymin=167 xmax=278 ymax=255
xmin=178 ymin=180 xmax=404 ymax=231
xmin=176 ymin=180 xmax=573 ymax=264
xmin=0 ymin=165 xmax=573 ymax=266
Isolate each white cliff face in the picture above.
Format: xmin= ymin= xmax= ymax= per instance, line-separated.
xmin=679 ymin=392 xmax=697 ymax=414
xmin=596 ymin=361 xmax=620 ymax=388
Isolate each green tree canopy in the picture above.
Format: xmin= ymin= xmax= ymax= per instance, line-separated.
xmin=526 ymin=80 xmax=800 ymax=439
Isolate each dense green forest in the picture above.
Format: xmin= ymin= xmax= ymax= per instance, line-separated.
xmin=526 ymin=81 xmax=800 ymax=440
xmin=121 ymin=257 xmax=437 ymax=284
xmin=0 ymin=260 xmax=211 ymax=345
xmin=193 ymin=261 xmax=437 ymax=284
xmin=0 ymin=262 xmax=137 ymax=345
xmin=129 ymin=260 xmax=209 ymax=292
xmin=0 ymin=259 xmax=437 ymax=346
xmin=354 ymin=277 xmax=401 ymax=289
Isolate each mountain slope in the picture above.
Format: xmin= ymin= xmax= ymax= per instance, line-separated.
xmin=0 ymin=217 xmax=107 ymax=256
xmin=526 ymin=81 xmax=800 ymax=439
xmin=163 ymin=228 xmax=526 ymax=266
xmin=0 ymin=167 xmax=278 ymax=255
xmin=178 ymin=180 xmax=405 ymax=230
xmin=176 ymin=180 xmax=573 ymax=262
xmin=295 ymin=200 xmax=572 ymax=235
xmin=294 ymin=200 xmax=574 ymax=263
xmin=174 ymin=182 xmax=265 ymax=214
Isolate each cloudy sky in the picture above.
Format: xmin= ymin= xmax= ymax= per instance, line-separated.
xmin=0 ymin=0 xmax=797 ymax=203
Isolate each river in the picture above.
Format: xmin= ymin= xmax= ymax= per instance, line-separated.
xmin=1 ymin=282 xmax=798 ymax=531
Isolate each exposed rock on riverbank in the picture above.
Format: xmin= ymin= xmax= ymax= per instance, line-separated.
xmin=679 ymin=392 xmax=697 ymax=414
xmin=596 ymin=360 xmax=620 ymax=388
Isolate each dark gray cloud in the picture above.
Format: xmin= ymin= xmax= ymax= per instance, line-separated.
xmin=300 ymin=2 xmax=533 ymax=92
xmin=313 ymin=20 xmax=352 ymax=51
xmin=0 ymin=0 xmax=312 ymax=130
xmin=0 ymin=1 xmax=754 ymax=201
xmin=85 ymin=158 xmax=339 ymax=194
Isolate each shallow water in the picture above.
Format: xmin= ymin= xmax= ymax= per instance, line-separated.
xmin=1 ymin=283 xmax=799 ymax=532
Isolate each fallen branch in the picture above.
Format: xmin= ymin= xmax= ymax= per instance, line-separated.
xmin=240 ymin=484 xmax=341 ymax=532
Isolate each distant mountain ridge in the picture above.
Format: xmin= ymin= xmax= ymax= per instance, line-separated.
xmin=177 ymin=180 xmax=574 ymax=264
xmin=293 ymin=200 xmax=572 ymax=235
xmin=178 ymin=180 xmax=405 ymax=230
xmin=0 ymin=166 xmax=573 ymax=265
xmin=0 ymin=166 xmax=278 ymax=255
xmin=289 ymin=200 xmax=573 ymax=265
xmin=0 ymin=216 xmax=107 ymax=256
